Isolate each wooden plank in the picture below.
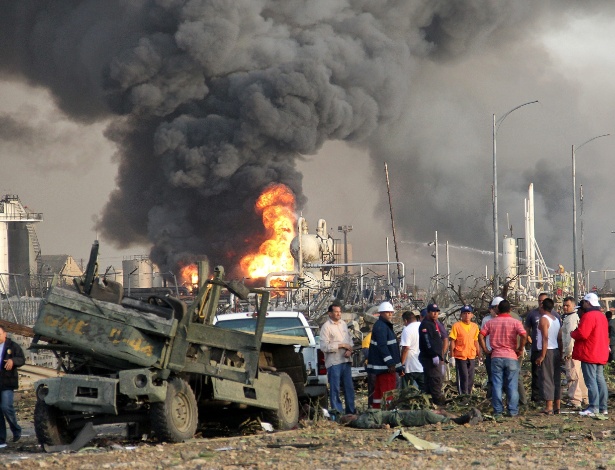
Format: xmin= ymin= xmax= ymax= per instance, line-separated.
xmin=0 ymin=319 xmax=35 ymax=338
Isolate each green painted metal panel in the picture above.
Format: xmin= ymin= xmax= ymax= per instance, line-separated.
xmin=34 ymin=287 xmax=176 ymax=367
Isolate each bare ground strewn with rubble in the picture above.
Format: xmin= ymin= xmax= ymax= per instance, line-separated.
xmin=3 ymin=363 xmax=615 ymax=469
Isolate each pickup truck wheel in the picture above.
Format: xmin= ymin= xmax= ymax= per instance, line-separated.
xmin=150 ymin=377 xmax=198 ymax=442
xmin=265 ymin=373 xmax=299 ymax=430
xmin=34 ymin=399 xmax=75 ymax=446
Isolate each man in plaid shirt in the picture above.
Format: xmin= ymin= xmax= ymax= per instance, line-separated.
xmin=479 ymin=299 xmax=527 ymax=418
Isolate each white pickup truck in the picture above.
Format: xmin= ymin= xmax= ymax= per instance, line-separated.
xmin=213 ymin=311 xmax=328 ymax=400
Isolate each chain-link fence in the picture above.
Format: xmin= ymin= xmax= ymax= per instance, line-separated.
xmin=0 ymin=297 xmax=42 ymax=326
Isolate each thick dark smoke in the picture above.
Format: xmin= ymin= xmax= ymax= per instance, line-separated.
xmin=1 ymin=1 xmax=613 ymax=278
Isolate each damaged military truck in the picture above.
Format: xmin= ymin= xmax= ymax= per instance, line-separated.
xmin=31 ymin=243 xmax=304 ymax=449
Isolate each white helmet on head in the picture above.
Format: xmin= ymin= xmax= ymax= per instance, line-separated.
xmin=378 ymin=301 xmax=394 ymax=313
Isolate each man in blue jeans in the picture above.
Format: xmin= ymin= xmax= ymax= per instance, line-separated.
xmin=0 ymin=327 xmax=25 ymax=447
xmin=320 ymin=302 xmax=356 ymax=414
xmin=479 ymin=300 xmax=527 ymax=418
xmin=571 ymin=293 xmax=609 ymax=416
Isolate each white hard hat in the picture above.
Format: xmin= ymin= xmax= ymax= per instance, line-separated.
xmin=378 ymin=301 xmax=394 ymax=313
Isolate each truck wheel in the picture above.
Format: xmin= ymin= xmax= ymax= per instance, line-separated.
xmin=34 ymin=399 xmax=75 ymax=446
xmin=265 ymin=373 xmax=299 ymax=430
xmin=150 ymin=377 xmax=198 ymax=442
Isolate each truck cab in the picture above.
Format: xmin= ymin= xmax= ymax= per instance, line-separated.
xmin=213 ymin=311 xmax=327 ymax=400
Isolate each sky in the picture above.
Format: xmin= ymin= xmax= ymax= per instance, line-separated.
xmin=1 ymin=2 xmax=615 ymax=289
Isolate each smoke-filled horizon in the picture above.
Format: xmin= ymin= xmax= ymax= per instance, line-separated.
xmin=1 ymin=1 xmax=615 ymax=285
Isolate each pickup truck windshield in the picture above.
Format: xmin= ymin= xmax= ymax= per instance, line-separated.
xmin=215 ymin=317 xmax=309 ymax=338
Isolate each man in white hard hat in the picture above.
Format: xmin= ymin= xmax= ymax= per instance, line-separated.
xmin=367 ymin=301 xmax=402 ymax=409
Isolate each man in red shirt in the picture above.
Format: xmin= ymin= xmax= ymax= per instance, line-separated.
xmin=479 ymin=299 xmax=527 ymax=417
xmin=571 ymin=293 xmax=609 ymax=416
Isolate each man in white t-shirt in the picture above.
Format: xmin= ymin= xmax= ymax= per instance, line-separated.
xmin=400 ymin=311 xmax=424 ymax=391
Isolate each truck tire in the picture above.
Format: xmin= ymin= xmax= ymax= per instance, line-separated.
xmin=265 ymin=373 xmax=299 ymax=430
xmin=150 ymin=377 xmax=198 ymax=442
xmin=34 ymin=399 xmax=75 ymax=446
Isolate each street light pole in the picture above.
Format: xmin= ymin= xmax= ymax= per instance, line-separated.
xmin=493 ymin=100 xmax=538 ymax=294
xmin=572 ymin=133 xmax=610 ymax=300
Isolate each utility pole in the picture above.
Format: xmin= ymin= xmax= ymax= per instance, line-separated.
xmin=384 ymin=163 xmax=403 ymax=289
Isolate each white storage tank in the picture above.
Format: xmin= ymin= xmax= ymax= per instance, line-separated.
xmin=502 ymin=236 xmax=517 ymax=288
xmin=122 ymin=257 xmax=162 ymax=289
xmin=289 ymin=218 xmax=334 ymax=264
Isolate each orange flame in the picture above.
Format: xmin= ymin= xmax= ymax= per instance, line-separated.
xmin=180 ymin=264 xmax=199 ymax=286
xmin=240 ymin=184 xmax=296 ymax=279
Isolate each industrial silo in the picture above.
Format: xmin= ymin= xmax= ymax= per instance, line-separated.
xmin=502 ymin=236 xmax=517 ymax=289
xmin=122 ymin=257 xmax=162 ymax=289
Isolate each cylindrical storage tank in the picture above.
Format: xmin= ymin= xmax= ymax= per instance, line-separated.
xmin=290 ymin=234 xmax=321 ymax=263
xmin=152 ymin=270 xmax=163 ymax=288
xmin=502 ymin=236 xmax=517 ymax=288
xmin=122 ymin=258 xmax=156 ymax=288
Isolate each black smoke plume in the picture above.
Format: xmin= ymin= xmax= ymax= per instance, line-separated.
xmin=1 ymin=1 xmax=612 ymax=277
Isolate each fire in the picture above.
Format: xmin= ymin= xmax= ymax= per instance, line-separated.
xmin=240 ymin=184 xmax=296 ymax=279
xmin=180 ymin=264 xmax=199 ymax=286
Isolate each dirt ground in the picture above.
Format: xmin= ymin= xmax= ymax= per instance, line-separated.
xmin=3 ymin=366 xmax=615 ymax=470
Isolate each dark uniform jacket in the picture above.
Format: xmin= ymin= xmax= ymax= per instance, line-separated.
xmin=418 ymin=318 xmax=443 ymax=360
xmin=367 ymin=317 xmax=402 ymax=375
xmin=0 ymin=338 xmax=25 ymax=390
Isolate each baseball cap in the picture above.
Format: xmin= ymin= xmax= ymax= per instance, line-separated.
xmin=583 ymin=292 xmax=600 ymax=307
xmin=490 ymin=296 xmax=504 ymax=308
xmin=427 ymin=303 xmax=440 ymax=312
xmin=460 ymin=305 xmax=473 ymax=313
xmin=420 ymin=308 xmax=427 ymax=318
xmin=378 ymin=301 xmax=394 ymax=313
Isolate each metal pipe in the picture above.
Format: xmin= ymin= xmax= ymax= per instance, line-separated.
xmin=304 ymin=261 xmax=405 ymax=292
xmin=435 ymin=231 xmax=439 ymax=277
xmin=446 ymin=240 xmax=450 ymax=287
xmin=386 ymin=237 xmax=391 ymax=286
xmin=127 ymin=267 xmax=138 ymax=297
xmin=265 ymin=271 xmax=300 ymax=287
xmin=337 ymin=225 xmax=353 ymax=274
xmin=580 ymin=184 xmax=585 ymax=290
xmin=572 ymin=144 xmax=577 ymax=300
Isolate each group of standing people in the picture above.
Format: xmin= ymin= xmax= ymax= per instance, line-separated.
xmin=322 ymin=291 xmax=611 ymax=419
